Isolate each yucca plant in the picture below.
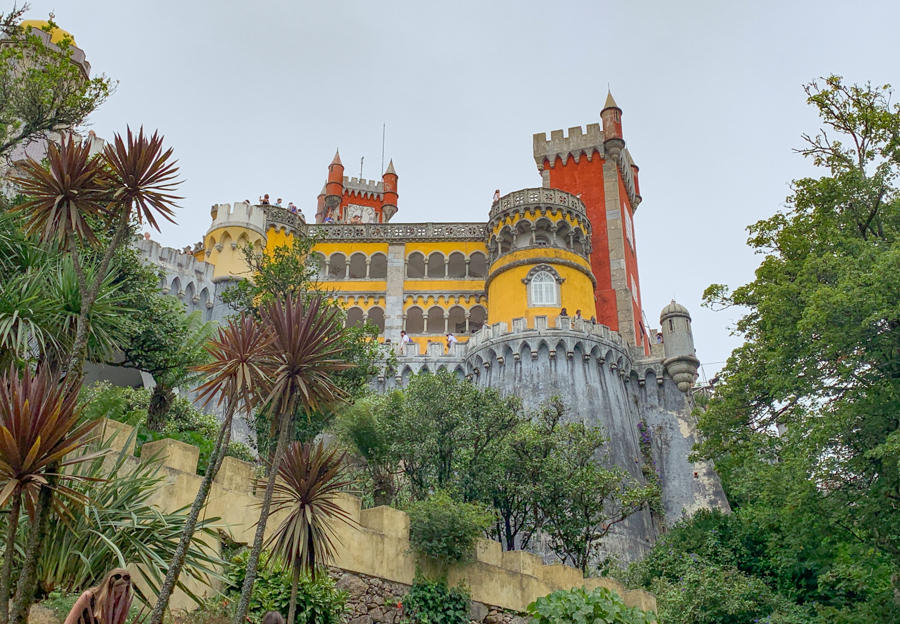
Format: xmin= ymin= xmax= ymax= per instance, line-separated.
xmin=148 ymin=314 xmax=271 ymax=624
xmin=0 ymin=366 xmax=103 ymax=624
xmin=232 ymin=295 xmax=351 ymax=624
xmin=266 ymin=441 xmax=354 ymax=624
xmin=36 ymin=430 xmax=225 ymax=604
xmin=11 ymin=128 xmax=180 ymax=382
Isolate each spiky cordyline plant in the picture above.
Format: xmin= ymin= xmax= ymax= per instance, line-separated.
xmin=232 ymin=295 xmax=351 ymax=624
xmin=11 ymin=127 xmax=180 ymax=383
xmin=147 ymin=314 xmax=272 ymax=624
xmin=266 ymin=441 xmax=355 ymax=624
xmin=0 ymin=365 xmax=103 ymax=624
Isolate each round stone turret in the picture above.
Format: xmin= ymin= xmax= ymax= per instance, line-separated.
xmin=660 ymin=300 xmax=699 ymax=393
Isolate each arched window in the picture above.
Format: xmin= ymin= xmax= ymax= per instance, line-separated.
xmin=522 ymin=265 xmax=564 ymax=308
xmin=369 ymin=253 xmax=387 ymax=279
xmin=531 ymin=271 xmax=557 ymax=306
xmin=407 ymin=252 xmax=425 ymax=278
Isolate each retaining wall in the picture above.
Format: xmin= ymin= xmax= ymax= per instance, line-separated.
xmin=96 ymin=419 xmax=656 ymax=615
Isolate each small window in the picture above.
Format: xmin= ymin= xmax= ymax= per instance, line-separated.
xmin=668 ymin=319 xmax=674 ymax=332
xmin=534 ymin=236 xmax=550 ymax=247
xmin=531 ymin=271 xmax=558 ymax=306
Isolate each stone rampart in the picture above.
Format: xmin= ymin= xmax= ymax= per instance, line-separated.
xmin=96 ymin=419 xmax=656 ymax=615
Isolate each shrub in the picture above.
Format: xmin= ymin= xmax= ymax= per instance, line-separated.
xmin=225 ymin=550 xmax=347 ymax=624
xmin=528 ymin=587 xmax=656 ymax=624
xmin=407 ymin=491 xmax=494 ymax=567
xmin=402 ymin=573 xmax=469 ymax=624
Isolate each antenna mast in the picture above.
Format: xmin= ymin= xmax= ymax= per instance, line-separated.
xmin=381 ymin=123 xmax=386 ymax=174
xmin=360 ymin=156 xmax=364 ymax=180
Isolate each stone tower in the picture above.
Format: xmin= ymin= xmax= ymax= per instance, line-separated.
xmin=660 ymin=300 xmax=700 ymax=392
xmin=533 ymin=92 xmax=648 ymax=354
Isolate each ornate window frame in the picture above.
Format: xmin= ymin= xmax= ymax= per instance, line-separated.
xmin=522 ymin=264 xmax=565 ymax=308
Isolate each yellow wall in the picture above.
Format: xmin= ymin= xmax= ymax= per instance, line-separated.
xmin=487 ymin=248 xmax=595 ymax=327
xmin=205 ymin=226 xmax=265 ymax=280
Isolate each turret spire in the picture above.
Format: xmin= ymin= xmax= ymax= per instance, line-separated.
xmin=385 ymin=159 xmax=396 ymax=175
xmin=602 ymin=90 xmax=620 ymax=112
xmin=331 ymin=149 xmax=342 ymax=166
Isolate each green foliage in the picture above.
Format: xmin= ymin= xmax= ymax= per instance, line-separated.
xmin=338 ymin=379 xmax=654 ymax=570
xmin=11 ymin=434 xmax=225 ymax=604
xmin=402 ymin=573 xmax=469 ymax=624
xmin=527 ymin=587 xmax=655 ymax=624
xmin=0 ymin=9 xmax=114 ymax=158
xmin=223 ymin=235 xmax=389 ymax=451
xmin=688 ymin=76 xmax=900 ymax=620
xmin=407 ymin=491 xmax=494 ymax=567
xmin=81 ymin=383 xmax=257 ymax=473
xmin=224 ymin=550 xmax=347 ymax=624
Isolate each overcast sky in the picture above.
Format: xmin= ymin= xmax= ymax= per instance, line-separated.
xmin=24 ymin=0 xmax=899 ymax=376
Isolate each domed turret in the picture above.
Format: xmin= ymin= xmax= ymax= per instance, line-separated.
xmin=660 ymin=300 xmax=700 ymax=393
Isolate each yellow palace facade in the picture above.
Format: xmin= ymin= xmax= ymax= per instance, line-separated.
xmin=198 ymin=186 xmax=597 ymax=354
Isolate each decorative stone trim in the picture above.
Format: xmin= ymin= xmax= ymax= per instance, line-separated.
xmin=490 ymin=187 xmax=585 ymax=220
xmin=485 ymin=257 xmax=596 ymax=290
xmin=521 ymin=264 xmax=565 ymax=285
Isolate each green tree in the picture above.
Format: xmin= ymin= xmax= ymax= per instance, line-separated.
xmin=696 ymin=76 xmax=900 ymax=590
xmin=391 ymin=370 xmax=522 ymax=503
xmin=223 ymin=235 xmax=386 ymax=449
xmin=0 ymin=6 xmax=114 ymax=159
xmin=121 ymin=306 xmax=216 ymax=431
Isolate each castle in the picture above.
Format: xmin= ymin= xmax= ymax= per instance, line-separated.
xmin=138 ymin=95 xmax=730 ymax=562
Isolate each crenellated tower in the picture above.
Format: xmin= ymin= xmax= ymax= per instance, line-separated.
xmin=533 ymin=92 xmax=648 ymax=354
xmin=315 ymin=151 xmax=399 ymax=224
xmin=202 ymin=201 xmax=267 ymax=280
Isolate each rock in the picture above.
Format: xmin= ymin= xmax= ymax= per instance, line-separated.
xmin=369 ymin=607 xmax=385 ymax=622
xmin=28 ymin=606 xmax=60 ymax=624
xmin=511 ymin=616 xmax=530 ymax=624
xmin=337 ymin=574 xmax=369 ymax=597
xmin=373 ymin=596 xmax=385 ymax=605
xmin=469 ymin=601 xmax=489 ymax=623
xmin=350 ymin=616 xmax=371 ymax=624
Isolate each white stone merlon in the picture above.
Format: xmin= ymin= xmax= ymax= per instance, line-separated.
xmin=207 ymin=201 xmax=267 ymax=237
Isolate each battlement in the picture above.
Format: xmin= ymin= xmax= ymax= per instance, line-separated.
xmin=533 ymin=123 xmax=604 ymax=169
xmin=489 ymin=187 xmax=587 ymax=220
xmin=343 ymin=176 xmax=384 ymax=198
xmin=207 ymin=201 xmax=267 ymax=236
xmin=135 ymin=237 xmax=214 ymax=281
xmin=94 ymin=418 xmax=656 ymax=614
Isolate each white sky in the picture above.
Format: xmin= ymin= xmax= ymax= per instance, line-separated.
xmin=24 ymin=0 xmax=899 ymax=375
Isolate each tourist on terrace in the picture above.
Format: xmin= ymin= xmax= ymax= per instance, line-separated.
xmin=560 ymin=308 xmax=568 ymax=317
xmin=401 ymin=330 xmax=412 ymax=343
xmin=574 ymin=310 xmax=583 ymax=320
xmin=260 ymin=194 xmax=271 ymax=205
xmin=275 ymin=198 xmax=283 ymax=207
xmin=350 ymin=214 xmax=362 ymax=224
xmin=446 ymin=333 xmax=459 ymax=349
xmin=656 ymin=332 xmax=664 ymax=344
xmin=288 ymin=202 xmax=298 ymax=213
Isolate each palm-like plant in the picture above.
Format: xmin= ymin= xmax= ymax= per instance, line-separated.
xmin=232 ymin=295 xmax=351 ymax=624
xmin=148 ymin=314 xmax=271 ymax=624
xmin=11 ymin=127 xmax=180 ymax=383
xmin=266 ymin=441 xmax=354 ymax=624
xmin=0 ymin=366 xmax=102 ymax=624
xmin=38 ymin=432 xmax=225 ymax=604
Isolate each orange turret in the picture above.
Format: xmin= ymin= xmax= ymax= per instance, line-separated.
xmin=322 ymin=150 xmax=344 ymax=222
xmin=317 ymin=152 xmax=399 ymax=224
xmin=600 ymin=91 xmax=624 ymax=160
xmin=382 ymin=160 xmax=398 ymax=222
